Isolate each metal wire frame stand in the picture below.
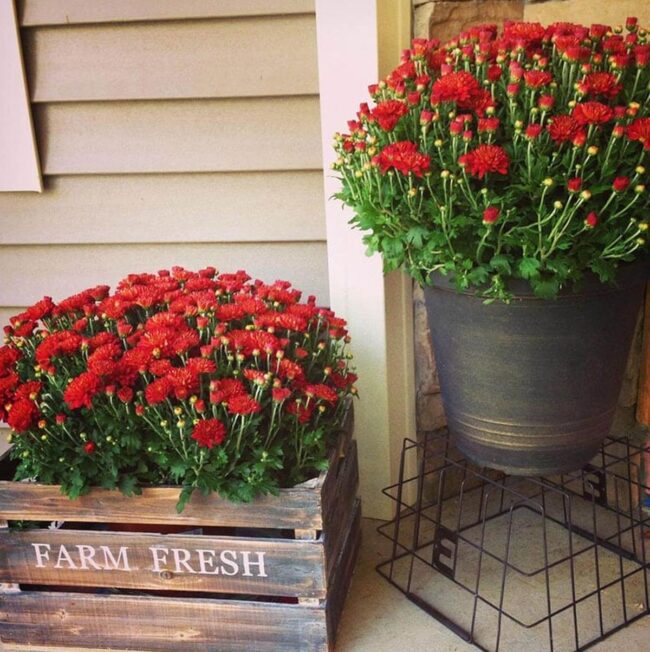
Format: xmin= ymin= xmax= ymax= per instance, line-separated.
xmin=376 ymin=431 xmax=650 ymax=652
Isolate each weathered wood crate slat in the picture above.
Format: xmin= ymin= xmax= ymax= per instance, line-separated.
xmin=0 ymin=408 xmax=360 ymax=652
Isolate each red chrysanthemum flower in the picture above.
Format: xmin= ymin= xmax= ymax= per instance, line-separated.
xmin=477 ymin=117 xmax=500 ymax=133
xmin=580 ymin=72 xmax=622 ymax=99
xmin=547 ymin=115 xmax=581 ymax=143
xmin=227 ymin=394 xmax=262 ymax=415
xmin=191 ymin=418 xmax=227 ymax=449
xmin=7 ymin=398 xmax=40 ymax=432
xmin=286 ymin=399 xmax=315 ymax=424
xmin=144 ymin=377 xmax=173 ymax=405
xmin=370 ymin=100 xmax=409 ymax=131
xmin=272 ymin=387 xmax=292 ymax=402
xmin=571 ymin=102 xmax=614 ymax=126
xmin=482 ymin=206 xmax=500 ymax=225
xmin=375 ymin=141 xmax=430 ymax=178
xmin=523 ymin=70 xmax=553 ymax=89
xmin=458 ymin=145 xmax=510 ymax=179
xmin=567 ymin=177 xmax=582 ymax=193
xmin=627 ymin=118 xmax=650 ymax=150
xmin=584 ymin=212 xmax=598 ymax=228
xmin=14 ymin=380 xmax=42 ymax=401
xmin=613 ymin=176 xmax=631 ymax=192
xmin=503 ymin=21 xmax=545 ymax=45
xmin=166 ymin=368 xmax=200 ymax=401
xmin=209 ymin=378 xmax=246 ymax=404
xmin=0 ymin=346 xmax=21 ymax=375
xmin=24 ymin=297 xmax=55 ymax=322
xmin=64 ymin=372 xmax=102 ymax=410
xmin=305 ymin=384 xmax=339 ymax=404
xmin=431 ymin=71 xmax=482 ymax=108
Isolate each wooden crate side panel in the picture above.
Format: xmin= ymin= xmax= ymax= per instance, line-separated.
xmin=326 ymin=500 xmax=362 ymax=648
xmin=0 ymin=483 xmax=322 ymax=529
xmin=0 ymin=592 xmax=327 ymax=652
xmin=318 ymin=403 xmax=354 ymax=494
xmin=0 ymin=530 xmax=326 ymax=598
xmin=322 ymin=441 xmax=359 ymax=576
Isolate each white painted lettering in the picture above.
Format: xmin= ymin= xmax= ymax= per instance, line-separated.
xmin=241 ymin=551 xmax=267 ymax=578
xmin=31 ymin=543 xmax=51 ymax=568
xmin=100 ymin=546 xmax=132 ymax=571
xmin=172 ymin=547 xmax=197 ymax=574
xmin=55 ymin=545 xmax=77 ymax=569
xmin=196 ymin=549 xmax=219 ymax=575
xmin=76 ymin=545 xmax=103 ymax=570
xmin=219 ymin=550 xmax=239 ymax=576
xmin=150 ymin=547 xmax=169 ymax=573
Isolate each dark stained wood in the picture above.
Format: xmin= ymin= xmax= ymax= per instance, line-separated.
xmin=0 ymin=592 xmax=328 ymax=652
xmin=323 ymin=442 xmax=359 ymax=579
xmin=0 ymin=404 xmax=358 ymax=650
xmin=326 ymin=500 xmax=362 ymax=649
xmin=0 ymin=482 xmax=322 ymax=529
xmin=0 ymin=529 xmax=326 ymax=598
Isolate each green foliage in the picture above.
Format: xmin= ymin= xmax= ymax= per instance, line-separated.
xmin=333 ymin=22 xmax=650 ymax=301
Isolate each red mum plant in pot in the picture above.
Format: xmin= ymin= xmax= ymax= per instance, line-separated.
xmin=0 ymin=267 xmax=357 ymax=511
xmin=334 ymin=18 xmax=649 ymax=475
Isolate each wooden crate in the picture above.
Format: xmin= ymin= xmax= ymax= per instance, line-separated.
xmin=0 ymin=409 xmax=360 ymax=652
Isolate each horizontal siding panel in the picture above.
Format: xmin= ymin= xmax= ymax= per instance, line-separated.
xmin=24 ymin=16 xmax=319 ymax=102
xmin=33 ymin=97 xmax=323 ymax=175
xmin=0 ymin=243 xmax=329 ymax=307
xmin=18 ymin=0 xmax=315 ymax=25
xmin=0 ymin=172 xmax=326 ymax=244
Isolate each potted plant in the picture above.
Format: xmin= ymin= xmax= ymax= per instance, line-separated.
xmin=0 ymin=266 xmax=357 ymax=508
xmin=0 ymin=267 xmax=360 ymax=651
xmin=334 ymin=18 xmax=649 ymax=475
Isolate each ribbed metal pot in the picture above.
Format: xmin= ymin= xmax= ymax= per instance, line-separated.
xmin=423 ymin=262 xmax=648 ymax=476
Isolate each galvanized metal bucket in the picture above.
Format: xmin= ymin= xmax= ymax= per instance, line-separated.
xmin=423 ymin=263 xmax=648 ymax=476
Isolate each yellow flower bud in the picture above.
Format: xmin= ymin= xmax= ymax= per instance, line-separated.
xmin=440 ymin=170 xmax=450 ymax=179
xmin=636 ymin=238 xmax=645 ymax=246
xmin=554 ymin=200 xmax=563 ymax=209
xmin=408 ymin=188 xmax=417 ymax=198
xmin=354 ymin=170 xmax=363 ymax=178
xmin=635 ymin=184 xmax=646 ymax=194
xmin=434 ymin=139 xmax=443 ymax=148
xmin=580 ymin=190 xmax=592 ymax=200
xmin=636 ymin=165 xmax=645 ymax=175
xmin=638 ymin=223 xmax=648 ymax=232
xmin=587 ymin=146 xmax=599 ymax=156
xmin=543 ymin=178 xmax=554 ymax=187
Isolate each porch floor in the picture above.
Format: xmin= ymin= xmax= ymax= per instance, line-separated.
xmin=337 ymin=518 xmax=650 ymax=652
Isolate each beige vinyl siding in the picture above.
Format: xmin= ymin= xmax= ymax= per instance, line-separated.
xmin=33 ymin=97 xmax=321 ymax=175
xmin=0 ymin=243 xmax=328 ymax=308
xmin=18 ymin=0 xmax=315 ymax=25
xmin=0 ymin=172 xmax=325 ymax=244
xmin=23 ymin=16 xmax=319 ymax=101
xmin=0 ymin=2 xmax=324 ymax=443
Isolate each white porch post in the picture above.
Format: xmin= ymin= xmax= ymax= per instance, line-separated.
xmin=315 ymin=0 xmax=416 ymax=518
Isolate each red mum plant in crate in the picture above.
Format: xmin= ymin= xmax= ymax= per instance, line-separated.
xmin=0 ymin=267 xmax=357 ymax=510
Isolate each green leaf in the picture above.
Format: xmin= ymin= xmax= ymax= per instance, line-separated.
xmin=518 ymin=257 xmax=541 ymax=279
xmin=489 ymin=255 xmax=512 ymax=275
xmin=531 ymin=278 xmax=560 ymax=299
xmin=405 ymin=226 xmax=429 ymax=249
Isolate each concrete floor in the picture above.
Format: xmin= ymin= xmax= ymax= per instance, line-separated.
xmin=336 ymin=518 xmax=650 ymax=652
